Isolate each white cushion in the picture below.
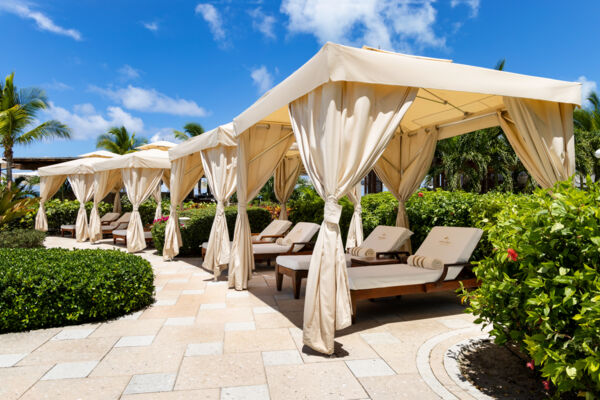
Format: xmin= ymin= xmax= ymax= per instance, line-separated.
xmin=283 ymin=222 xmax=320 ymax=244
xmin=348 ymin=264 xmax=448 ymax=290
xmin=256 ymin=220 xmax=292 ymax=242
xmin=415 ymin=227 xmax=483 ymax=265
xmin=112 ymin=230 xmax=152 ymax=239
xmin=60 ymin=224 xmax=75 ymax=230
xmin=253 ymin=243 xmax=297 ymax=254
xmin=276 ymin=254 xmax=352 ymax=270
xmin=360 ymin=225 xmax=413 ymax=253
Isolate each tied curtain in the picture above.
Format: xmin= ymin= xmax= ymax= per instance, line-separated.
xmin=229 ymin=124 xmax=295 ymax=290
xmin=153 ymin=184 xmax=163 ymax=221
xmin=201 ymin=145 xmax=237 ymax=277
xmin=35 ymin=175 xmax=66 ymax=231
xmin=163 ymin=153 xmax=204 ymax=260
xmin=499 ymin=97 xmax=575 ymax=188
xmin=345 ymin=183 xmax=363 ymax=249
xmin=113 ymin=189 xmax=122 ymax=213
xmin=68 ymin=174 xmax=95 ymax=242
xmin=122 ymin=168 xmax=164 ymax=253
xmin=290 ymin=81 xmax=418 ymax=355
xmin=274 ymin=153 xmax=302 ymax=220
xmin=373 ymin=128 xmax=439 ymax=252
xmin=89 ymin=170 xmax=122 ymax=243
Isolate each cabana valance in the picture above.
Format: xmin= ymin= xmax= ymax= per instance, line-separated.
xmin=231 ymin=42 xmax=581 ymax=355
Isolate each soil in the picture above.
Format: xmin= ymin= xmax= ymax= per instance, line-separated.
xmin=456 ymin=339 xmax=551 ymax=399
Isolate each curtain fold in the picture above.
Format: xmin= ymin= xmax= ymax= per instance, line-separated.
xmin=229 ymin=124 xmax=295 ymax=290
xmin=274 ymin=154 xmax=302 ymax=220
xmin=122 ymin=168 xmax=164 ymax=253
xmin=113 ymin=189 xmax=122 ymax=213
xmin=163 ymin=154 xmax=204 ymax=260
xmin=201 ymin=146 xmax=237 ymax=277
xmin=90 ymin=170 xmax=122 ymax=243
xmin=499 ymin=97 xmax=575 ymax=188
xmin=373 ymin=127 xmax=440 ymax=252
xmin=345 ymin=183 xmax=363 ymax=249
xmin=35 ymin=175 xmax=66 ymax=231
xmin=290 ymin=81 xmax=417 ymax=354
xmin=68 ymin=174 xmax=95 ymax=242
xmin=153 ymin=183 xmax=163 ymax=221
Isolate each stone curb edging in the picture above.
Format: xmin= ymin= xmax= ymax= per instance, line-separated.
xmin=444 ymin=335 xmax=494 ymax=400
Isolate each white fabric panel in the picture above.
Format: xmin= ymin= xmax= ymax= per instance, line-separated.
xmin=93 ymin=149 xmax=171 ymax=171
xmin=90 ymin=170 xmax=121 ymax=243
xmin=38 ymin=157 xmax=108 ymax=176
xmin=35 ymin=175 xmax=66 ymax=231
xmin=274 ymin=153 xmax=302 ymax=220
xmin=152 ymin=183 xmax=162 ymax=221
xmin=345 ymin=183 xmax=363 ymax=249
xmin=113 ymin=189 xmax=122 ymax=213
xmin=414 ymin=227 xmax=483 ymax=265
xmin=276 ymin=254 xmax=352 ymax=271
xmin=169 ymin=123 xmax=236 ymax=161
xmin=68 ymin=173 xmax=95 ymax=242
xmin=360 ymin=225 xmax=413 ymax=254
xmin=290 ymin=81 xmax=418 ymax=354
xmin=121 ymin=168 xmax=164 ymax=253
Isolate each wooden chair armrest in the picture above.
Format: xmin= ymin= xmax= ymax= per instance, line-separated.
xmin=260 ymin=234 xmax=286 ymax=239
xmin=433 ymin=262 xmax=473 ymax=286
xmin=283 ymin=241 xmax=314 ymax=255
xmin=251 ymin=232 xmax=260 ymax=236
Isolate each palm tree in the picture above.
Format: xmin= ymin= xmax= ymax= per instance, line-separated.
xmin=0 ymin=72 xmax=71 ymax=189
xmin=574 ymin=92 xmax=600 ymax=132
xmin=96 ymin=126 xmax=148 ymax=154
xmin=173 ymin=122 xmax=205 ymax=140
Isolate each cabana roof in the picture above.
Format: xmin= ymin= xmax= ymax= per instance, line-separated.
xmin=233 ymin=42 xmax=581 ymax=138
xmin=78 ymin=150 xmax=116 ymax=158
xmin=93 ymin=149 xmax=171 ymax=171
xmin=38 ymin=153 xmax=115 ymax=176
xmin=138 ymin=141 xmax=178 ymax=151
xmin=169 ymin=123 xmax=236 ymax=161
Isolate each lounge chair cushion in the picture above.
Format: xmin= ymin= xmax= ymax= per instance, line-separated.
xmin=254 ymin=222 xmax=320 ymax=254
xmin=276 ymin=254 xmax=352 ymax=270
xmin=60 ymin=224 xmax=75 ymax=230
xmin=414 ymin=227 xmax=483 ymax=265
xmin=113 ymin=230 xmax=152 ymax=239
xmin=255 ymin=220 xmax=292 ymax=242
xmin=100 ymin=212 xmax=120 ymax=223
xmin=347 ymin=264 xmax=448 ymax=290
xmin=359 ymin=225 xmax=413 ymax=253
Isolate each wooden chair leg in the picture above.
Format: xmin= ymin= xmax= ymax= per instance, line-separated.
xmin=351 ymin=295 xmax=357 ymax=323
xmin=275 ymin=266 xmax=283 ymax=292
xmin=292 ymin=272 xmax=302 ymax=299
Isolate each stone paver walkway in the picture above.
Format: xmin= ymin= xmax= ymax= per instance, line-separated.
xmin=1 ymin=236 xmax=488 ymax=400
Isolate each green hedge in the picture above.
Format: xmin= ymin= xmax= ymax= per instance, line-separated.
xmin=463 ymin=179 xmax=600 ymax=396
xmin=0 ymin=248 xmax=154 ymax=333
xmin=152 ymin=205 xmax=272 ymax=256
xmin=0 ymin=229 xmax=45 ymax=248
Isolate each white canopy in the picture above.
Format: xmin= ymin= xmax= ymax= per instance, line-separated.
xmin=93 ymin=149 xmax=171 ymax=171
xmin=38 ymin=155 xmax=113 ymax=176
xmin=169 ymin=123 xmax=236 ymax=161
xmin=78 ymin=150 xmax=116 ymax=158
xmin=138 ymin=141 xmax=178 ymax=151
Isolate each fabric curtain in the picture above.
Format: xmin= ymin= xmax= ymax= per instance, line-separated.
xmin=229 ymin=124 xmax=295 ymax=290
xmin=122 ymin=168 xmax=164 ymax=253
xmin=153 ymin=183 xmax=163 ymax=221
xmin=163 ymin=153 xmax=204 ymax=260
xmin=290 ymin=81 xmax=418 ymax=354
xmin=113 ymin=189 xmax=122 ymax=213
xmin=90 ymin=170 xmax=122 ymax=243
xmin=345 ymin=183 xmax=363 ymax=249
xmin=35 ymin=175 xmax=66 ymax=231
xmin=68 ymin=174 xmax=95 ymax=242
xmin=201 ymin=145 xmax=237 ymax=277
xmin=373 ymin=127 xmax=440 ymax=252
xmin=274 ymin=153 xmax=302 ymax=220
xmin=499 ymin=97 xmax=575 ymax=188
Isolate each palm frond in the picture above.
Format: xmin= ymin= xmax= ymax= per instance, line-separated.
xmin=16 ymin=120 xmax=71 ymax=145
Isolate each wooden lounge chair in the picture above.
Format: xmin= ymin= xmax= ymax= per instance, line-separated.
xmin=253 ymin=222 xmax=320 ymax=266
xmin=201 ymin=219 xmax=292 ymax=257
xmin=347 ymin=226 xmax=483 ymax=320
xmin=60 ymin=224 xmax=76 ymax=237
xmin=101 ymin=212 xmax=132 ymax=238
xmin=100 ymin=212 xmax=120 ymax=225
xmin=275 ymin=225 xmax=413 ymax=299
xmin=112 ymin=225 xmax=153 ymax=246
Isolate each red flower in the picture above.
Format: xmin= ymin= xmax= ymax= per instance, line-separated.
xmin=507 ymin=248 xmax=518 ymax=262
xmin=418 ymin=192 xmax=424 ymax=197
xmin=526 ymin=360 xmax=534 ymax=370
xmin=542 ymin=380 xmax=550 ymax=391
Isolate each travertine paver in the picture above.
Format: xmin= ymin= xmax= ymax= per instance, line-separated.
xmin=0 ymin=236 xmax=491 ymax=399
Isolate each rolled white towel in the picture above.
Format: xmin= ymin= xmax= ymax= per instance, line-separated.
xmin=347 ymin=247 xmax=376 ymax=258
xmin=407 ymin=255 xmax=444 ymax=270
xmin=276 ymin=238 xmax=292 ymax=246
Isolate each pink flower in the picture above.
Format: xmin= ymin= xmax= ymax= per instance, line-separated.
xmin=507 ymin=248 xmax=518 ymax=262
xmin=542 ymin=380 xmax=550 ymax=391
xmin=526 ymin=360 xmax=534 ymax=370
xmin=418 ymin=192 xmax=424 ymax=197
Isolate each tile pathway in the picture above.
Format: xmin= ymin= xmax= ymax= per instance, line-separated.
xmin=0 ymin=236 xmax=489 ymax=399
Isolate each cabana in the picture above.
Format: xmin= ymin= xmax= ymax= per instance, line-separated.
xmin=93 ymin=145 xmax=173 ymax=252
xmin=36 ymin=152 xmax=116 ymax=241
xmin=228 ymin=42 xmax=580 ymax=355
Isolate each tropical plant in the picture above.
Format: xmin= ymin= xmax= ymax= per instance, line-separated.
xmin=0 ymin=184 xmax=37 ymax=227
xmin=0 ymin=72 xmax=71 ymax=188
xmin=574 ymin=92 xmax=600 ymax=132
xmin=96 ymin=126 xmax=147 ymax=154
xmin=173 ymin=122 xmax=205 ymax=140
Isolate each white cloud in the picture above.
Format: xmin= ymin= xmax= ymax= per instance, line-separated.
xmin=249 ymin=8 xmax=276 ymax=39
xmin=143 ymin=21 xmax=159 ymax=32
xmin=90 ymin=85 xmax=209 ymax=117
xmin=450 ymin=0 xmax=480 ymax=17
xmin=578 ymin=76 xmax=597 ymax=107
xmin=43 ymin=80 xmax=72 ymax=91
xmin=280 ymin=0 xmax=446 ymax=52
xmin=43 ymin=102 xmax=144 ymax=140
xmin=150 ymin=127 xmax=180 ymax=143
xmin=195 ymin=3 xmax=226 ymax=43
xmin=0 ymin=1 xmax=81 ymax=41
xmin=118 ymin=64 xmax=141 ymax=80
xmin=250 ymin=66 xmax=274 ymax=94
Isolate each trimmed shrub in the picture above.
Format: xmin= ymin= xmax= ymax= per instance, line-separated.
xmin=152 ymin=205 xmax=272 ymax=256
xmin=463 ymin=179 xmax=600 ymax=396
xmin=0 ymin=248 xmax=154 ymax=333
xmin=0 ymin=229 xmax=45 ymax=248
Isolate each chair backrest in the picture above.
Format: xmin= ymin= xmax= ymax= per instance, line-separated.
xmin=414 ymin=226 xmax=483 ymax=265
xmin=359 ymin=225 xmax=413 ymax=253
xmin=115 ymin=212 xmax=132 ymax=224
xmin=284 ymin=222 xmax=320 ymax=244
xmin=258 ymin=220 xmax=292 ymax=241
xmin=100 ymin=212 xmax=120 ymax=223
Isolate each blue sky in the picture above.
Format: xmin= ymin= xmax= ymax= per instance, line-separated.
xmin=1 ymin=0 xmax=598 ymax=158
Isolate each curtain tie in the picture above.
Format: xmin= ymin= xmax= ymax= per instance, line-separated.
xmin=133 ymin=205 xmax=139 ymax=212
xmin=216 ymin=201 xmax=226 ymax=215
xmin=79 ymin=201 xmax=86 ymax=209
xmin=238 ymin=203 xmax=247 ymax=213
xmin=324 ymin=197 xmax=342 ymax=224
